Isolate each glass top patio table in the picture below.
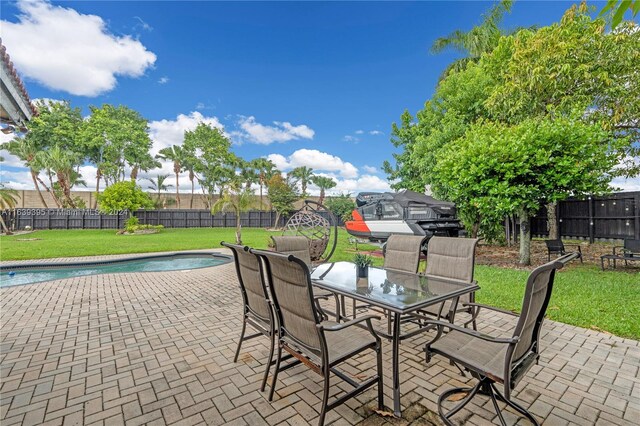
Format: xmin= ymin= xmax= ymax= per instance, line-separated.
xmin=310 ymin=261 xmax=479 ymax=314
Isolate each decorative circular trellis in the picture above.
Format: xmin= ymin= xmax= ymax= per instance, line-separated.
xmin=283 ymin=200 xmax=338 ymax=263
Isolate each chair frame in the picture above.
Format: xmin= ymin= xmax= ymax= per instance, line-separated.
xmin=251 ymin=248 xmax=384 ymax=426
xmin=222 ymin=241 xmax=276 ymax=393
xmin=600 ymin=238 xmax=640 ymax=270
xmin=423 ymin=253 xmax=578 ymax=426
xmin=545 ymin=239 xmax=583 ymax=263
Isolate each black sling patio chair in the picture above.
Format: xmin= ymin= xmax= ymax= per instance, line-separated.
xmin=271 ymin=235 xmax=342 ymax=321
xmin=250 ymin=248 xmax=384 ymax=426
xmin=221 ymin=242 xmax=276 ymax=393
xmin=544 ymin=239 xmax=583 ymax=263
xmin=423 ymin=253 xmax=578 ymax=426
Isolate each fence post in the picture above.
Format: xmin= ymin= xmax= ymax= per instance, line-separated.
xmin=47 ymin=210 xmax=51 ymax=230
xmin=588 ymin=195 xmax=594 ymax=244
xmin=99 ymin=213 xmax=102 ymax=229
xmin=66 ymin=212 xmax=70 ymax=229
xmin=635 ymin=193 xmax=640 ymax=240
xmin=32 ymin=212 xmax=35 ymax=230
xmin=81 ymin=210 xmax=85 ymax=229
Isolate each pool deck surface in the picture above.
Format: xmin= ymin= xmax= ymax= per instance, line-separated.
xmin=1 ymin=251 xmax=639 ymax=425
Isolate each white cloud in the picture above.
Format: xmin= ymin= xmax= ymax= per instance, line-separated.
xmin=610 ymin=176 xmax=640 ymax=192
xmin=362 ymin=165 xmax=378 ymax=174
xmin=233 ymin=116 xmax=314 ymax=144
xmin=369 ymin=130 xmax=383 ymax=135
xmin=158 ymin=76 xmax=169 ymax=84
xmin=266 ymin=149 xmax=359 ymax=179
xmin=355 ymin=130 xmax=364 ymax=135
xmin=333 ymin=175 xmax=392 ymax=195
xmin=343 ymin=135 xmax=359 ymax=143
xmin=195 ymin=102 xmax=206 ymax=110
xmin=148 ymin=111 xmax=224 ymax=155
xmin=1 ymin=0 xmax=156 ymax=96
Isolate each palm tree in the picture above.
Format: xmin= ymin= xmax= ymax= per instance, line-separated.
xmin=431 ymin=0 xmax=514 ymax=79
xmin=239 ymin=160 xmax=259 ymax=191
xmin=250 ymin=158 xmax=276 ymax=210
xmin=146 ymin=174 xmax=173 ymax=208
xmin=311 ymin=176 xmax=337 ymax=205
xmin=211 ymin=183 xmax=256 ymax=244
xmin=40 ymin=145 xmax=80 ymax=208
xmin=157 ymin=145 xmax=187 ymax=208
xmin=1 ymin=139 xmax=48 ymax=207
xmin=289 ymin=166 xmax=314 ymax=197
xmin=0 ymin=184 xmax=19 ymax=234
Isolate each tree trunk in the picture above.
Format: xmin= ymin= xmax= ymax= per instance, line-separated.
xmin=59 ymin=174 xmax=77 ymax=208
xmin=175 ymin=173 xmax=180 ymax=209
xmin=94 ymin=168 xmax=101 ymax=209
xmin=260 ymin=183 xmax=264 ymax=210
xmin=31 ymin=169 xmax=48 ymax=208
xmin=130 ymin=166 xmax=139 ymax=182
xmin=274 ymin=211 xmax=281 ymax=229
xmin=519 ymin=208 xmax=531 ymax=265
xmin=0 ymin=214 xmax=12 ymax=235
xmin=236 ymin=214 xmax=242 ymax=244
xmin=46 ymin=171 xmax=62 ymax=208
xmin=471 ymin=221 xmax=480 ymax=239
xmin=319 ymin=189 xmax=325 ymax=205
xmin=546 ymin=202 xmax=558 ymax=240
xmin=190 ymin=175 xmax=195 ymax=209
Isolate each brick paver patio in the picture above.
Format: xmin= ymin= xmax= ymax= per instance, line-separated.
xmin=1 ymin=251 xmax=638 ymax=425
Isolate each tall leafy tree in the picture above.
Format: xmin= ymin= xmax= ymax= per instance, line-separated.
xmin=599 ymin=0 xmax=640 ymax=28
xmin=311 ymin=176 xmax=337 ymax=205
xmin=82 ymin=104 xmax=156 ymax=195
xmin=289 ymin=166 xmax=315 ymax=197
xmin=146 ymin=174 xmax=173 ymax=208
xmin=483 ymin=2 xmax=639 ymax=236
xmin=183 ymin=123 xmax=236 ymax=208
xmin=156 ymin=145 xmax=187 ymax=208
xmin=434 ymin=117 xmax=623 ymax=265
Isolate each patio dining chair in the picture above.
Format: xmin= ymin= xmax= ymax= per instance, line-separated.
xmin=272 ymin=235 xmax=341 ymax=321
xmin=221 ymin=242 xmax=276 ymax=393
xmin=383 ymin=234 xmax=427 ymax=273
xmin=423 ymin=253 xmax=578 ymax=426
xmin=419 ymin=237 xmax=479 ymax=327
xmin=250 ymin=248 xmax=384 ymax=426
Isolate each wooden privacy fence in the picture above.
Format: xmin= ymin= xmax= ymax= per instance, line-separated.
xmin=7 ymin=209 xmax=287 ymax=230
xmin=529 ymin=191 xmax=640 ymax=242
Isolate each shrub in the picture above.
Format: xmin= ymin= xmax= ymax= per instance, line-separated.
xmin=325 ymin=194 xmax=355 ymax=222
xmin=98 ymin=181 xmax=154 ymax=215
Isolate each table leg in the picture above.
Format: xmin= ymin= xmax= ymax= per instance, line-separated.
xmin=392 ymin=312 xmax=402 ymax=417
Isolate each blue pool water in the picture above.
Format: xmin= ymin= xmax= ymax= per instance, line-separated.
xmin=0 ymin=253 xmax=230 ymax=287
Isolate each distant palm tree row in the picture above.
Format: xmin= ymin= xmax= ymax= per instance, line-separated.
xmin=1 ymin=100 xmax=339 ymax=210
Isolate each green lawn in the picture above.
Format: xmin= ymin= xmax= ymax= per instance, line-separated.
xmin=1 ymin=229 xmax=638 ymax=339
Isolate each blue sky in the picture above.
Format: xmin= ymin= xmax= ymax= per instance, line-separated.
xmin=3 ymin=0 xmax=636 ymax=194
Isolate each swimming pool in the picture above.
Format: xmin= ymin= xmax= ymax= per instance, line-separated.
xmin=0 ymin=252 xmax=231 ymax=287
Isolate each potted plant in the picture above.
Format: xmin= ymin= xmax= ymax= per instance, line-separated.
xmin=353 ymin=253 xmax=373 ymax=278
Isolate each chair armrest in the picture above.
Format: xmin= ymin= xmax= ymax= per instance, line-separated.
xmin=422 ymin=319 xmax=519 ymax=344
xmin=462 ymin=302 xmax=519 ymax=317
xmin=612 ymin=245 xmax=625 ymax=255
xmin=320 ymin=314 xmax=381 ymax=332
xmin=313 ymin=295 xmax=329 ymax=301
